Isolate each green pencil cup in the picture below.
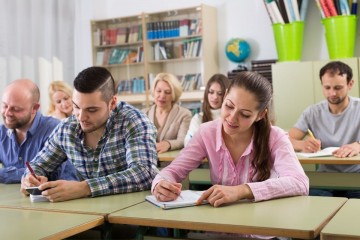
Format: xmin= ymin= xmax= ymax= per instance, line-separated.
xmin=272 ymin=21 xmax=304 ymax=62
xmin=322 ymin=15 xmax=357 ymax=59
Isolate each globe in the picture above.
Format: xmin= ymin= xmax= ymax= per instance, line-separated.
xmin=225 ymin=38 xmax=251 ymax=63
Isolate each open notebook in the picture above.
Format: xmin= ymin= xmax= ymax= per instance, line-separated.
xmin=297 ymin=147 xmax=339 ymax=158
xmin=145 ymin=190 xmax=207 ymax=209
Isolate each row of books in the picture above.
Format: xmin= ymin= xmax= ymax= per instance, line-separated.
xmin=147 ymin=18 xmax=200 ymax=40
xmin=179 ymin=73 xmax=202 ymax=91
xmin=148 ymin=72 xmax=202 ymax=91
xmin=152 ymin=38 xmax=202 ymax=61
xmin=93 ymin=24 xmax=143 ymax=46
xmin=116 ymin=77 xmax=145 ymax=94
xmin=96 ymin=47 xmax=144 ymax=65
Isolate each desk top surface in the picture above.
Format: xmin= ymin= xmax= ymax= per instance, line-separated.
xmin=158 ymin=150 xmax=360 ymax=164
xmin=108 ymin=195 xmax=347 ymax=239
xmin=321 ymin=199 xmax=360 ymax=239
xmin=0 ymin=207 xmax=103 ymax=240
xmin=0 ymin=184 xmax=148 ymax=216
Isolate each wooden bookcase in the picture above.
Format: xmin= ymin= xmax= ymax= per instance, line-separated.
xmin=90 ymin=4 xmax=218 ymax=109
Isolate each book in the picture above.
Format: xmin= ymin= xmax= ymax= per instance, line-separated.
xmin=145 ymin=190 xmax=207 ymax=209
xmin=297 ymin=147 xmax=339 ymax=158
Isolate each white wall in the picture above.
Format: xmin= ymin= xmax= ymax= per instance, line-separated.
xmin=75 ymin=0 xmax=360 ymax=76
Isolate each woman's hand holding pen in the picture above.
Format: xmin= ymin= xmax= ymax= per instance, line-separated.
xmin=153 ymin=180 xmax=182 ymax=202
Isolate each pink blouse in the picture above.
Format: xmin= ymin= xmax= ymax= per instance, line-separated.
xmin=152 ymin=119 xmax=309 ymax=201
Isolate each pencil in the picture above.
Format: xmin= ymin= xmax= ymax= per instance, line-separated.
xmin=307 ymin=129 xmax=316 ymax=140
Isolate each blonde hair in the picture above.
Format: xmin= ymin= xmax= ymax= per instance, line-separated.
xmin=151 ymin=73 xmax=183 ymax=103
xmin=47 ymin=80 xmax=73 ymax=115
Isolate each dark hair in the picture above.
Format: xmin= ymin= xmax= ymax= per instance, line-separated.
xmin=319 ymin=61 xmax=353 ymax=84
xmin=202 ymin=74 xmax=230 ymax=123
xmin=73 ymin=66 xmax=115 ymax=102
xmin=228 ymin=71 xmax=273 ymax=182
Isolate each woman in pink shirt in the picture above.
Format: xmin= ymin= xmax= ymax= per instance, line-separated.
xmin=152 ymin=71 xmax=309 ymax=207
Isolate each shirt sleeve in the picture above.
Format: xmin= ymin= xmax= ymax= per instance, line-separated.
xmin=152 ymin=129 xmax=207 ymax=193
xmin=86 ymin=114 xmax=158 ymax=197
xmin=0 ymin=166 xmax=25 ymax=183
xmin=167 ymin=109 xmax=192 ymax=150
xmin=184 ymin=113 xmax=201 ymax=147
xmin=247 ymin=129 xmax=309 ymax=201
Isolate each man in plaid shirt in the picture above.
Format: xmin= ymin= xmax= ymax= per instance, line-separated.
xmin=21 ymin=66 xmax=157 ymax=202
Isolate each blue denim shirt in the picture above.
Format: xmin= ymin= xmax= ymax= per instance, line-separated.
xmin=0 ymin=112 xmax=78 ymax=183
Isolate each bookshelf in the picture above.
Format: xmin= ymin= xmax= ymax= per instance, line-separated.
xmin=91 ymin=4 xmax=218 ymax=109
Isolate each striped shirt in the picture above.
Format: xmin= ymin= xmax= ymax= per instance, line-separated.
xmin=28 ymin=101 xmax=157 ymax=197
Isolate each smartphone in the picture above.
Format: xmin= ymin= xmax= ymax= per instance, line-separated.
xmin=25 ymin=187 xmax=44 ymax=195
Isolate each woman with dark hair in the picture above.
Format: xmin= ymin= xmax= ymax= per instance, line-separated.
xmin=184 ymin=73 xmax=230 ymax=146
xmin=152 ymin=71 xmax=308 ymax=211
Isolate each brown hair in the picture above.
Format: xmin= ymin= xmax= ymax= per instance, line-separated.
xmin=228 ymin=71 xmax=273 ymax=182
xmin=202 ymin=74 xmax=230 ymax=123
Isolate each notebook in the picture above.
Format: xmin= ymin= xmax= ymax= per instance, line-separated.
xmin=145 ymin=190 xmax=208 ymax=209
xmin=297 ymin=147 xmax=339 ymax=158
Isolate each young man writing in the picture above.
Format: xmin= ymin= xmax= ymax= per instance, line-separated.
xmin=21 ymin=67 xmax=157 ymax=201
xmin=289 ymin=61 xmax=360 ymax=198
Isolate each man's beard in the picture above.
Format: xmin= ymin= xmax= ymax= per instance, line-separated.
xmin=2 ymin=114 xmax=31 ymax=130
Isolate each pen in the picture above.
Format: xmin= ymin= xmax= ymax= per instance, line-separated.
xmin=25 ymin=161 xmax=40 ymax=181
xmin=151 ymin=164 xmax=183 ymax=199
xmin=307 ymin=129 xmax=316 ymax=140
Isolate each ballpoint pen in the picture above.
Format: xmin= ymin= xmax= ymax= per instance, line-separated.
xmin=25 ymin=161 xmax=40 ymax=181
xmin=151 ymin=164 xmax=184 ymax=199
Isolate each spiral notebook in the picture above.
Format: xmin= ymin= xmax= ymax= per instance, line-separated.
xmin=145 ymin=190 xmax=207 ymax=209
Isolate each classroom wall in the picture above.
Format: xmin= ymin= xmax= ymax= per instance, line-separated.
xmin=74 ymin=0 xmax=360 ymax=77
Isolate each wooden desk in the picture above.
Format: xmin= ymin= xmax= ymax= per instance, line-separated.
xmin=158 ymin=150 xmax=181 ymax=162
xmin=297 ymin=154 xmax=360 ymax=165
xmin=159 ymin=150 xmax=360 ymax=165
xmin=321 ymin=199 xmax=360 ymax=240
xmin=0 ymin=184 xmax=149 ymax=216
xmin=0 ymin=207 xmax=103 ymax=240
xmin=108 ymin=196 xmax=347 ymax=239
xmin=159 ymin=151 xmax=360 ymax=190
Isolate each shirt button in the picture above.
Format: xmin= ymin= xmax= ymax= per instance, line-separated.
xmin=94 ymin=158 xmax=98 ymax=162
xmin=19 ymin=157 xmax=22 ymax=161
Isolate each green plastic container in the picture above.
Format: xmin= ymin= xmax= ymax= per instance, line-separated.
xmin=272 ymin=21 xmax=304 ymax=62
xmin=322 ymin=15 xmax=357 ymax=59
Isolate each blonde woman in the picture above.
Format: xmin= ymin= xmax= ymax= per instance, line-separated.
xmin=48 ymin=81 xmax=73 ymax=119
xmin=143 ymin=73 xmax=192 ymax=153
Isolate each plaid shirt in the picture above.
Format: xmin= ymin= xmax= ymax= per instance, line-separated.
xmin=28 ymin=101 xmax=157 ymax=197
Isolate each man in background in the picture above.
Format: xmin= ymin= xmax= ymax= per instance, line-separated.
xmin=289 ymin=61 xmax=360 ymax=198
xmin=0 ymin=79 xmax=78 ymax=183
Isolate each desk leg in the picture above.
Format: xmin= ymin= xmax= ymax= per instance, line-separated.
xmin=101 ymin=222 xmax=112 ymax=240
